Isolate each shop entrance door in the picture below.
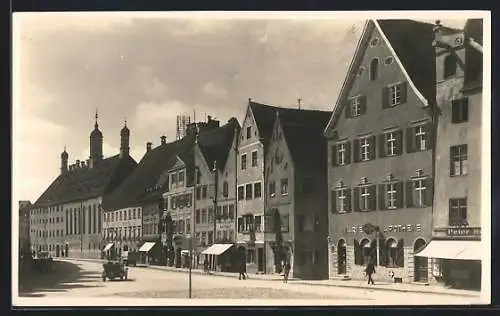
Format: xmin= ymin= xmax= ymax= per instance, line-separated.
xmin=337 ymin=239 xmax=347 ymax=275
xmin=414 ymin=239 xmax=428 ymax=282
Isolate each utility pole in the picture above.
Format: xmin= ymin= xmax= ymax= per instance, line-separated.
xmin=80 ymin=201 xmax=83 ymax=258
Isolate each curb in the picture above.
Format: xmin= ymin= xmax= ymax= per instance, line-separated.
xmin=63 ymin=258 xmax=480 ymax=298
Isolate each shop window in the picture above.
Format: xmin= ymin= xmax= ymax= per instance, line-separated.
xmin=432 ymin=258 xmax=443 ymax=277
xmin=385 ymin=238 xmax=404 ymax=268
xmin=354 ymin=239 xmax=372 ymax=266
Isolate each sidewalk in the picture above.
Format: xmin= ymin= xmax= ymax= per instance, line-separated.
xmin=63 ymin=258 xmax=480 ymax=298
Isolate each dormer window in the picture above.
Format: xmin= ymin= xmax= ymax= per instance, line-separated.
xmin=444 ymin=54 xmax=457 ymax=79
xmin=370 ymin=37 xmax=379 ymax=47
xmin=178 ymin=170 xmax=185 ymax=184
xmin=246 ymin=126 xmax=252 ymax=139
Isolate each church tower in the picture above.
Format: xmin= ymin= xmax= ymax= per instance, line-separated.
xmin=90 ymin=109 xmax=103 ymax=167
xmin=60 ymin=146 xmax=68 ymax=174
xmin=120 ymin=119 xmax=130 ymax=159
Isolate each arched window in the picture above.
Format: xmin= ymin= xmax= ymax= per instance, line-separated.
xmin=386 ymin=238 xmax=404 ymax=268
xmin=370 ymin=58 xmax=379 ymax=81
xmin=360 ymin=238 xmax=371 ymax=266
xmin=444 ymin=54 xmax=457 ymax=78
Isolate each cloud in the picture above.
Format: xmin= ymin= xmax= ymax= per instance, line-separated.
xmin=202 ymin=82 xmax=228 ymax=98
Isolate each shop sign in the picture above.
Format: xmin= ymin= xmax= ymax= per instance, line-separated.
xmin=346 ymin=224 xmax=422 ymax=234
xmin=217 ymin=223 xmax=233 ymax=230
xmin=447 ymin=227 xmax=481 ymax=237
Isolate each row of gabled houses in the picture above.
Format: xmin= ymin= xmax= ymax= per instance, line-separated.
xmin=25 ymin=18 xmax=483 ymax=289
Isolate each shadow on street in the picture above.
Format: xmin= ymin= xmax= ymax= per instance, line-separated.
xmin=18 ymin=260 xmax=103 ymax=297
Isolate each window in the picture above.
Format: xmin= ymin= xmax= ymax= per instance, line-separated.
xmin=133 ymin=208 xmax=136 ymax=219
xmin=245 ymin=184 xmax=253 ymax=200
xmin=208 ymin=208 xmax=213 ymax=223
xmin=238 ymin=217 xmax=244 ymax=232
xmin=384 ymin=56 xmax=394 ymax=65
xmin=334 ymin=188 xmax=351 ymax=213
xmin=444 ymin=54 xmax=457 ymax=78
xmin=359 ymin=137 xmax=371 ymax=161
xmin=223 ymin=181 xmax=229 ymax=197
xmin=247 ymin=249 xmax=256 ymax=263
xmin=452 ymin=98 xmax=469 ymax=124
xmin=281 ymin=179 xmax=289 ymax=195
xmin=353 ymin=184 xmax=376 ymax=211
xmin=195 ymin=209 xmax=200 ymax=224
xmin=252 ymin=151 xmax=258 ymax=167
xmin=241 ymin=154 xmax=247 ymax=170
xmin=202 ymin=185 xmax=208 ymax=199
xmin=383 ymin=82 xmax=407 ymax=108
xmin=171 ymin=173 xmax=177 ymax=186
xmin=237 ymin=186 xmax=244 ymax=200
xmin=386 ymin=239 xmax=404 ymax=268
xmin=370 ymin=37 xmax=379 ymax=46
xmin=178 ymin=171 xmax=185 ymax=184
xmin=332 ymin=141 xmax=351 ymax=166
xmin=246 ymin=126 xmax=252 ymax=139
xmin=282 ymin=215 xmax=290 ymax=232
xmin=449 ymin=198 xmax=467 ymax=226
xmin=186 ymin=218 xmax=190 ymax=233
xmin=128 ymin=209 xmax=131 ymax=220
xmin=269 ymin=181 xmax=276 ymax=197
xmin=222 ymin=205 xmax=229 ymax=219
xmin=406 ymin=124 xmax=432 ymax=153
xmin=254 ymin=216 xmax=261 ymax=232
xmin=254 ymin=182 xmax=262 ymax=198
xmin=406 ymin=177 xmax=433 ymax=208
xmin=208 ymin=232 xmax=213 ymax=245
xmin=196 ymin=187 xmax=201 ymax=200
xmin=379 ymin=131 xmax=403 ymax=157
xmin=229 ymin=205 xmax=235 ymax=219
xmin=379 ymin=181 xmax=403 ymax=210
xmin=450 ymin=145 xmax=468 ymax=176
xmin=345 ymin=96 xmax=367 ymax=118
xmin=201 ymin=209 xmax=207 ymax=223
xmin=370 ymin=58 xmax=379 ymax=81
xmin=196 ymin=171 xmax=201 ymax=185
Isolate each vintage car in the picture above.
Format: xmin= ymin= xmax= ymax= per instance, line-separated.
xmin=102 ymin=261 xmax=128 ymax=281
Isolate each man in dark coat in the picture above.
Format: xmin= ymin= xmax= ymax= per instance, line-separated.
xmin=365 ymin=260 xmax=376 ymax=285
xmin=238 ymin=260 xmax=246 ymax=280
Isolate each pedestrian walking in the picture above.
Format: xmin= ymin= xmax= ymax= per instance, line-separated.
xmin=283 ymin=260 xmax=291 ymax=283
xmin=365 ymin=260 xmax=376 ymax=285
xmin=203 ymin=258 xmax=209 ymax=274
xmin=238 ymin=261 xmax=246 ymax=280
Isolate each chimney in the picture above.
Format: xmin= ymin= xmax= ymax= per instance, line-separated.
xmin=86 ymin=159 xmax=90 ymax=167
xmin=161 ymin=135 xmax=166 ymax=145
xmin=207 ymin=115 xmax=212 ymax=122
xmin=76 ymin=160 xmax=80 ymax=168
xmin=81 ymin=161 xmax=85 ymax=168
xmin=147 ymin=142 xmax=152 ymax=152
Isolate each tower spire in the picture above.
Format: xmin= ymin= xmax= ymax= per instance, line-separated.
xmin=95 ymin=108 xmax=99 ymax=128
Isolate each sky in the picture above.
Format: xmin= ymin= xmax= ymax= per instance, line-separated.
xmin=12 ymin=12 xmax=469 ymax=203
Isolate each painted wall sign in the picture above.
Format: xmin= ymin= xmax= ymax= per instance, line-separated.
xmin=446 ymin=227 xmax=481 ymax=237
xmin=346 ymin=224 xmax=422 ymax=234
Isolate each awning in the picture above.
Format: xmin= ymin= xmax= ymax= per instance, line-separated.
xmin=103 ymin=243 xmax=114 ymax=252
xmin=139 ymin=242 xmax=156 ymax=252
xmin=414 ymin=240 xmax=482 ymax=260
xmin=181 ymin=250 xmax=190 ymax=255
xmin=202 ymin=244 xmax=233 ymax=255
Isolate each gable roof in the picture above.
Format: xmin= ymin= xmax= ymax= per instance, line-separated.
xmin=34 ymin=155 xmax=137 ymax=207
xmin=278 ymin=109 xmax=332 ymax=171
xmin=249 ymin=100 xmax=328 ymax=152
xmin=197 ymin=117 xmax=240 ymax=171
xmin=103 ymin=135 xmax=195 ymax=210
xmin=324 ymin=19 xmax=444 ymax=135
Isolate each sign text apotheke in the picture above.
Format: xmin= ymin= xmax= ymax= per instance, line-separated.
xmin=346 ymin=224 xmax=422 ymax=234
xmin=447 ymin=227 xmax=481 ymax=237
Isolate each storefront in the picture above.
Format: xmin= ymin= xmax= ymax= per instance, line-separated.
xmin=201 ymin=243 xmax=236 ymax=272
xmin=329 ymin=210 xmax=433 ymax=283
xmin=138 ymin=241 xmax=156 ymax=265
xmin=415 ymin=227 xmax=482 ymax=290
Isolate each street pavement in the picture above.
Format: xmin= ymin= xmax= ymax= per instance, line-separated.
xmin=16 ymin=259 xmax=484 ymax=306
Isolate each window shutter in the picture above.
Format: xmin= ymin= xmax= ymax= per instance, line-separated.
xmin=353 ymin=187 xmax=360 ymax=212
xmin=405 ymin=180 xmax=414 ymax=208
xmin=424 ymin=123 xmax=433 ymax=150
xmin=448 ymin=199 xmax=453 ymax=226
xmin=462 ymin=98 xmax=469 ymax=122
xmin=331 ymin=144 xmax=338 ymax=167
xmin=345 ymin=188 xmax=352 ymax=212
xmin=345 ymin=101 xmax=352 ymax=119
xmin=353 ymin=139 xmax=360 ymax=163
xmin=382 ymin=86 xmax=389 ymax=109
xmin=451 ymin=100 xmax=459 ymax=123
xmin=378 ymin=184 xmax=386 ymax=210
xmin=369 ymin=185 xmax=377 ymax=210
xmin=369 ymin=136 xmax=376 ymax=160
xmin=330 ymin=190 xmax=337 ymax=213
xmin=424 ymin=177 xmax=434 ymax=207
xmin=406 ymin=127 xmax=415 ymax=153
xmin=378 ymin=133 xmax=386 ymax=158
xmin=395 ymin=130 xmax=403 ymax=155
xmin=400 ymin=82 xmax=408 ymax=104
xmin=345 ymin=141 xmax=352 ymax=165
xmin=360 ymin=95 xmax=367 ymax=115
xmin=395 ymin=181 xmax=404 ymax=208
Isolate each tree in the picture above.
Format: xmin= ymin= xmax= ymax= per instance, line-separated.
xmin=271 ymin=209 xmax=284 ymax=273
